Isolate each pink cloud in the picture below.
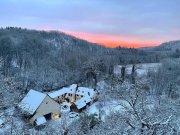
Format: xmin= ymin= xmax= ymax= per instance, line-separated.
xmin=61 ymin=30 xmax=160 ymax=48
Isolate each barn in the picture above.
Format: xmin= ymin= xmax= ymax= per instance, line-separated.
xmin=18 ymin=89 xmax=60 ymax=126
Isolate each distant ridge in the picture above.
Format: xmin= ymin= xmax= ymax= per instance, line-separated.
xmin=140 ymin=40 xmax=180 ymax=52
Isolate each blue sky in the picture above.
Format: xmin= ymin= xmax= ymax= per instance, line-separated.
xmin=0 ymin=0 xmax=180 ymax=47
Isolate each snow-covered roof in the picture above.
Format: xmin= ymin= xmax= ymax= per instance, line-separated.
xmin=76 ymin=87 xmax=94 ymax=96
xmin=35 ymin=116 xmax=46 ymax=125
xmin=74 ymin=99 xmax=87 ymax=109
xmin=74 ymin=87 xmax=96 ymax=109
xmin=18 ymin=89 xmax=46 ymax=115
xmin=48 ymin=84 xmax=77 ymax=98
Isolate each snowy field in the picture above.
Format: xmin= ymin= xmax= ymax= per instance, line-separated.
xmin=114 ymin=63 xmax=162 ymax=77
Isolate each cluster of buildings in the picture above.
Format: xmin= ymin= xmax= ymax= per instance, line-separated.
xmin=18 ymin=84 xmax=98 ymax=126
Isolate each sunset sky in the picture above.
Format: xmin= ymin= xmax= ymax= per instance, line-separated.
xmin=0 ymin=0 xmax=180 ymax=48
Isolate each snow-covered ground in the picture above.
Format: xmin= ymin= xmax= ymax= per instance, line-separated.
xmin=0 ymin=107 xmax=26 ymax=134
xmin=0 ymin=118 xmax=5 ymax=127
xmin=53 ymin=112 xmax=80 ymax=128
xmin=86 ymin=100 xmax=131 ymax=121
xmin=53 ymin=99 xmax=130 ymax=127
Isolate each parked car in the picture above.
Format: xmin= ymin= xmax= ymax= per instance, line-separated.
xmin=69 ymin=112 xmax=79 ymax=118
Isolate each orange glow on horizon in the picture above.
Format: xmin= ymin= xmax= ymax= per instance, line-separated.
xmin=62 ymin=30 xmax=160 ymax=48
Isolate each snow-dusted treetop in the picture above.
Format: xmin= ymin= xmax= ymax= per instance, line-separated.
xmin=18 ymin=89 xmax=46 ymax=115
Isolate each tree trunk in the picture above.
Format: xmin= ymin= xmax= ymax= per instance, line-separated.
xmin=131 ymin=65 xmax=136 ymax=84
xmin=121 ymin=66 xmax=125 ymax=82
